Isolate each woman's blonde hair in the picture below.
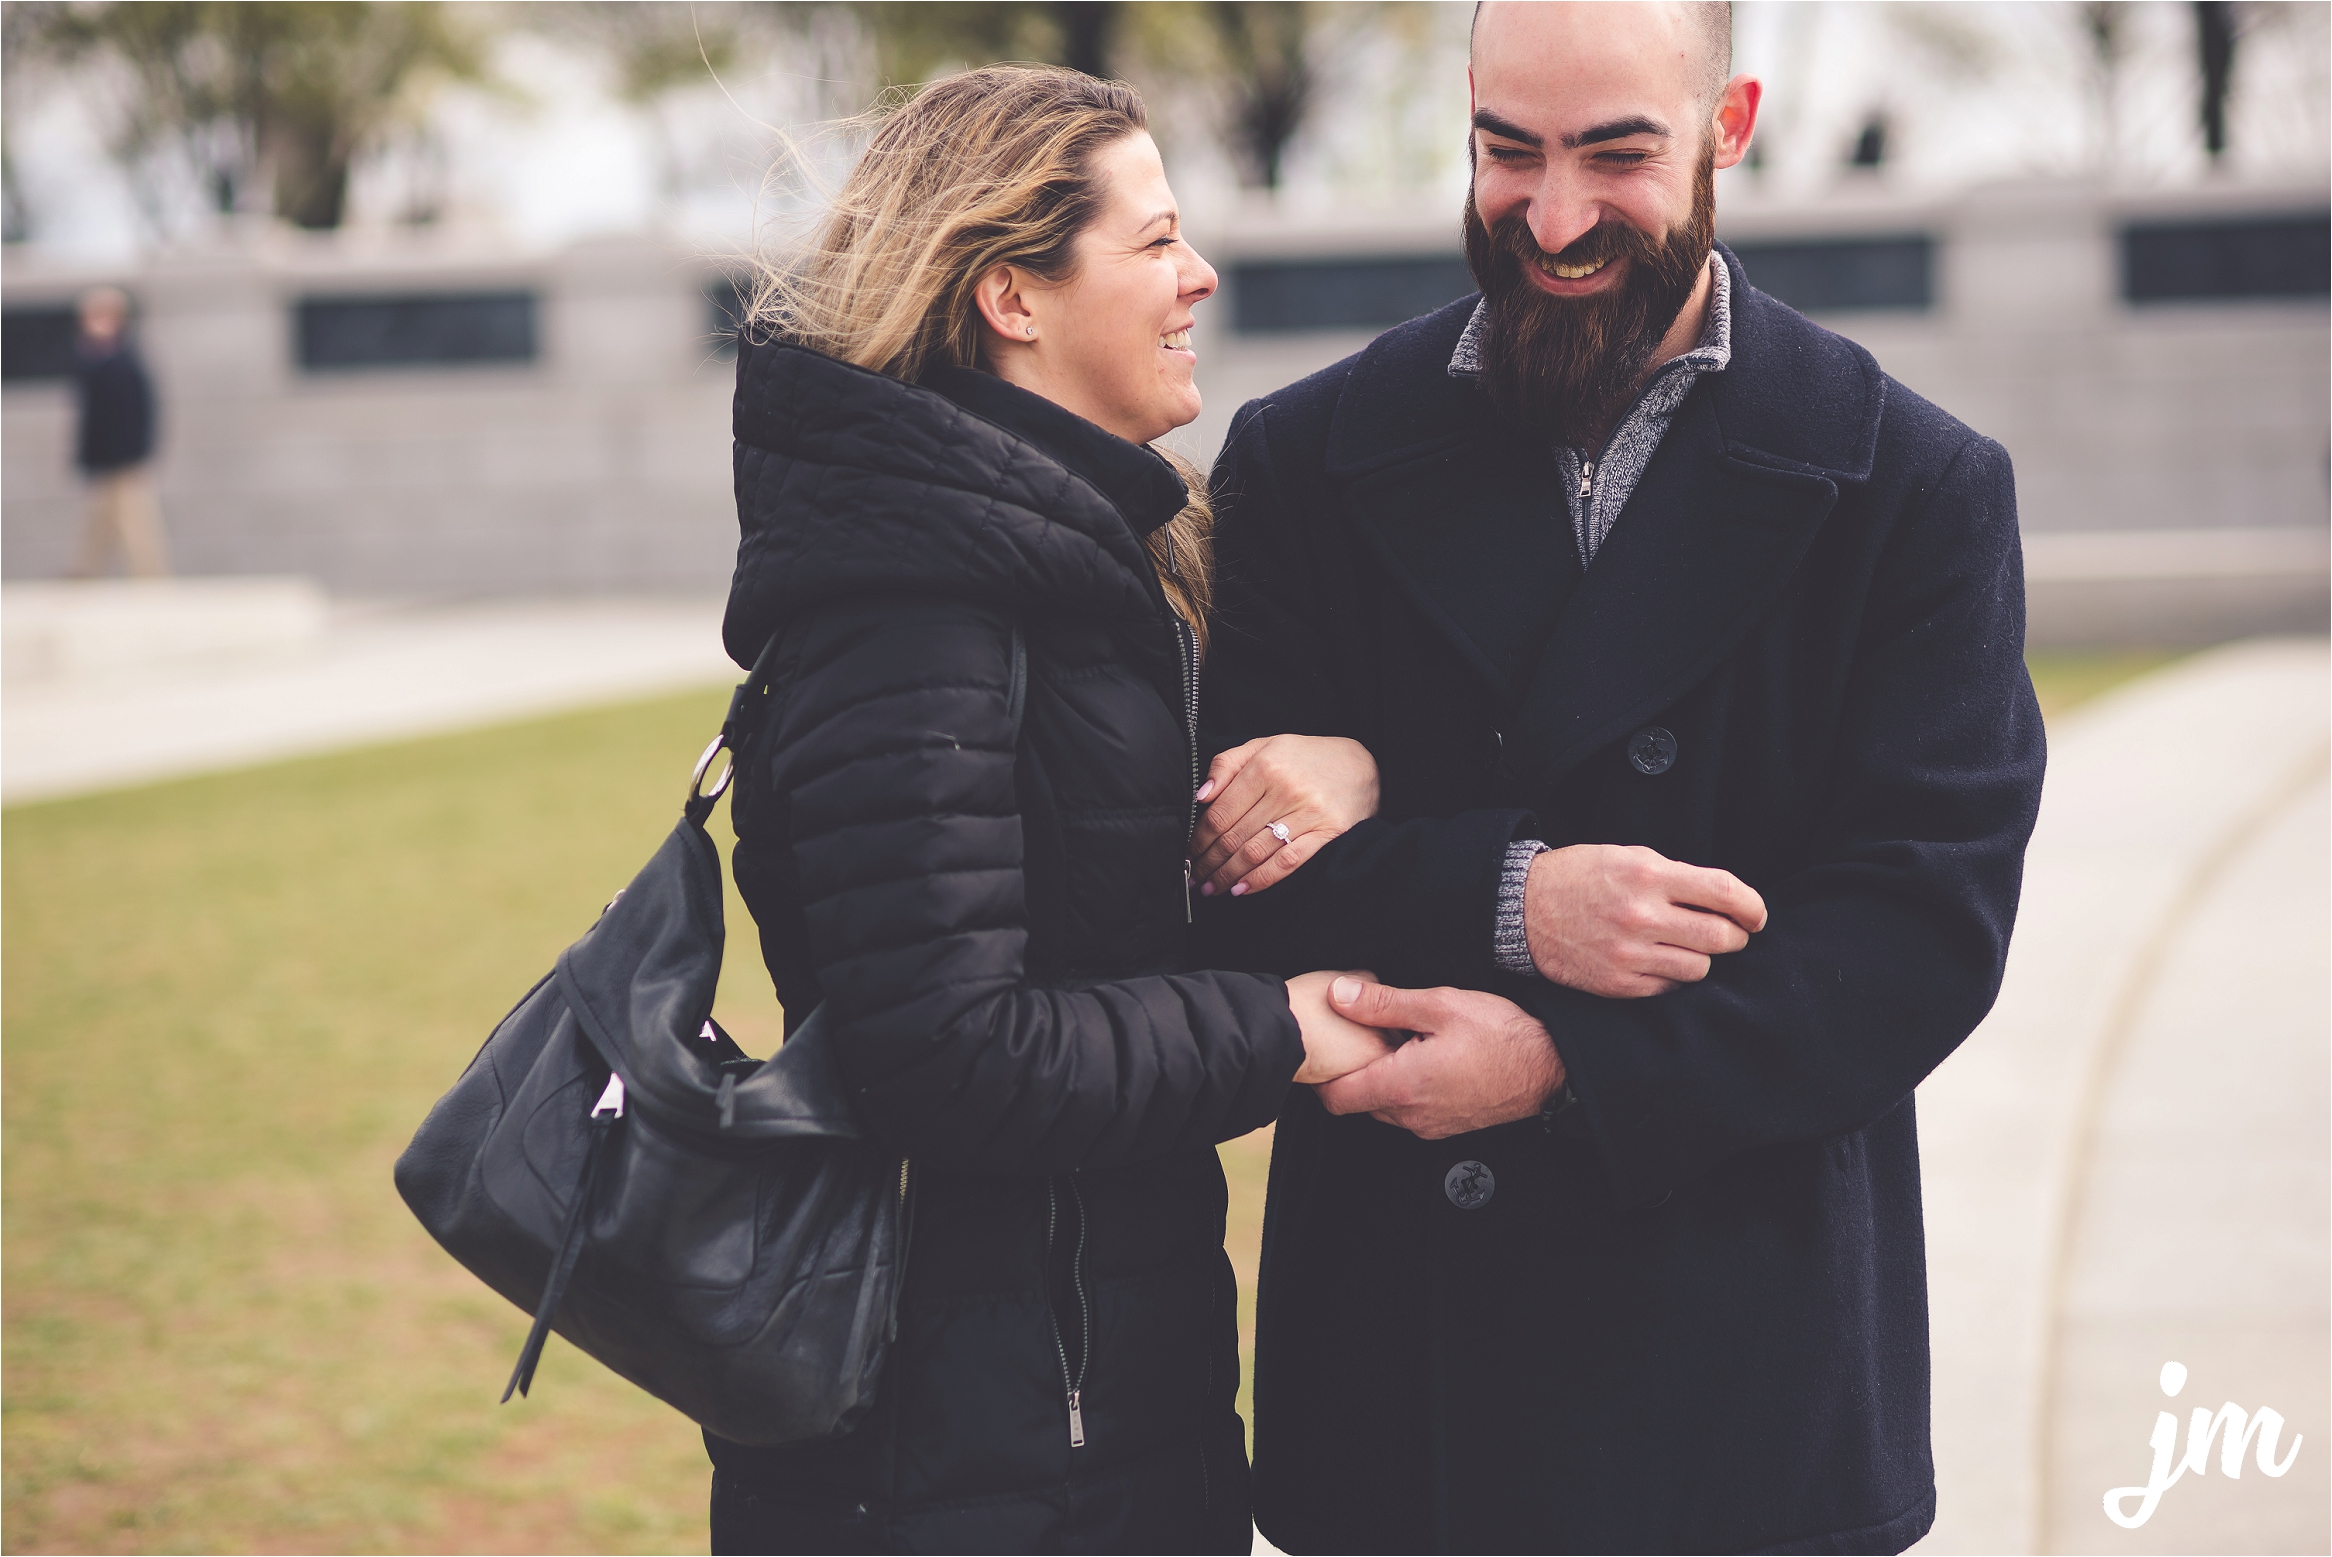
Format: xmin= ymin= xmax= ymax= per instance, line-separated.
xmin=749 ymin=65 xmax=1214 ymax=649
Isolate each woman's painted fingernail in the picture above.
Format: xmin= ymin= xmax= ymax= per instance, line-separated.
xmin=1194 ymin=779 xmax=1215 ymax=801
xmin=1230 ymin=882 xmax=1249 ymax=897
xmin=1199 ymin=881 xmax=1215 ymax=896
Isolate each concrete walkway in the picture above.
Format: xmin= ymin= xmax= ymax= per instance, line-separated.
xmin=2 ymin=588 xmax=734 ymax=804
xmin=1913 ymin=637 xmax=2329 ymax=1555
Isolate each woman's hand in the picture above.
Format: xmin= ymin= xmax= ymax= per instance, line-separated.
xmin=1286 ymin=969 xmax=1397 ymax=1086
xmin=1190 ymin=735 xmax=1381 ymax=898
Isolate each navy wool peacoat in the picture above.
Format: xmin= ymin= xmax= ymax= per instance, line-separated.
xmin=1192 ymin=246 xmax=2048 ymax=1555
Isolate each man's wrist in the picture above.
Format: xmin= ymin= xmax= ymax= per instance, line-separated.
xmin=1492 ymin=838 xmax=1548 ymax=975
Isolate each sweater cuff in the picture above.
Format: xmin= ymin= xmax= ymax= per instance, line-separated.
xmin=1492 ymin=839 xmax=1548 ymax=976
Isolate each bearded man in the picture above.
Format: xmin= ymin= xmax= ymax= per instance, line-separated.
xmin=1188 ymin=4 xmax=2046 ymax=1552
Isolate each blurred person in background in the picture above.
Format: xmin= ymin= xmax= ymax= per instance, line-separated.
xmin=709 ymin=66 xmax=1391 ymax=1555
xmin=1191 ymin=2 xmax=2046 ymax=1551
xmin=69 ymin=285 xmax=168 ymax=578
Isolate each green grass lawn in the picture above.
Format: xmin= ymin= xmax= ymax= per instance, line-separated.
xmin=1 ymin=650 xmax=2170 ymax=1554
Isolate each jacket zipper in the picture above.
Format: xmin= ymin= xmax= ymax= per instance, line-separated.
xmin=1044 ymin=1176 xmax=1093 ymax=1447
xmin=1571 ymin=455 xmax=1601 ymax=565
xmin=1175 ymin=617 xmax=1201 ymax=922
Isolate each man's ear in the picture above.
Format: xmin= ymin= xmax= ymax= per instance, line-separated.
xmin=974 ymin=264 xmax=1039 ymax=347
xmin=1711 ymin=74 xmax=1762 ymax=172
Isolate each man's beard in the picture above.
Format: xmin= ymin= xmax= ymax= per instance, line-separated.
xmin=1462 ymin=143 xmax=1716 ymax=447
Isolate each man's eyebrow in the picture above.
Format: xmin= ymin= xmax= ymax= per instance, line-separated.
xmin=1471 ymin=109 xmax=1541 ymax=148
xmin=1563 ymin=115 xmax=1670 ymax=148
xmin=1470 ymin=110 xmax=1672 ymax=150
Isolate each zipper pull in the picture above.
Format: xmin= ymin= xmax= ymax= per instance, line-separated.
xmin=1183 ymin=858 xmax=1193 ymax=922
xmin=1067 ymin=1388 xmax=1087 ymax=1448
xmin=1579 ymin=459 xmax=1595 ymax=504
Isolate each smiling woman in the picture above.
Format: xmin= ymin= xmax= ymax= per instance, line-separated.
xmin=749 ymin=67 xmax=1221 ymax=646
xmin=697 ymin=65 xmax=1389 ymax=1555
xmin=971 ymin=133 xmax=1213 ymax=448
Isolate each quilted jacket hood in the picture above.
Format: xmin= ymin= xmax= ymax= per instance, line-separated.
xmin=723 ymin=338 xmax=1177 ymax=667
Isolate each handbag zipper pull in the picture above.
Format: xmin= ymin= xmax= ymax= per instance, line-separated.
xmin=505 ymin=1076 xmax=624 ymax=1403
xmin=1067 ymin=1388 xmax=1086 ymax=1448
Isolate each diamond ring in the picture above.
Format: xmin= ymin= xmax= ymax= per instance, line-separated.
xmin=1266 ymin=820 xmax=1293 ymax=844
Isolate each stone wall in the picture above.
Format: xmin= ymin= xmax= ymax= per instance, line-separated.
xmin=3 ymin=230 xmax=738 ymax=593
xmin=5 ymin=178 xmax=2325 ymax=640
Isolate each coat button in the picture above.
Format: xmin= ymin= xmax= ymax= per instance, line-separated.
xmin=1627 ymin=726 xmax=1677 ymax=775
xmin=1444 ymin=1160 xmax=1496 ymax=1209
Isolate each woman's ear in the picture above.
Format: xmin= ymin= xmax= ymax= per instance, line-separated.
xmin=974 ymin=264 xmax=1041 ymax=348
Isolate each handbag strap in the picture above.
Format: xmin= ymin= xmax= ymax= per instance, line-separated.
xmin=683 ymin=629 xmax=793 ymax=826
xmin=685 ymin=620 xmax=1026 ymax=826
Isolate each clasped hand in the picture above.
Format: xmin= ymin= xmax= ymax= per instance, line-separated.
xmin=1233 ymin=739 xmax=1770 ymax=1139
xmin=1281 ymin=848 xmax=1767 ymax=1138
xmin=1284 ymin=972 xmax=1563 ymax=1140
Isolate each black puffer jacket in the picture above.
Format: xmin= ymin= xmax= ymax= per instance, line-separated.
xmin=710 ymin=339 xmax=1304 ymax=1554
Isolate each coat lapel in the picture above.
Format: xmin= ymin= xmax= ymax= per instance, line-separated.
xmin=1499 ymin=391 xmax=1841 ymax=788
xmin=1315 ymin=264 xmax=1888 ymax=772
xmin=1494 ymin=261 xmax=1891 ymax=787
xmin=1324 ymin=261 xmax=1884 ymax=792
xmin=1344 ymin=439 xmax=1575 ymax=705
xmin=1324 ymin=296 xmax=1576 ymax=706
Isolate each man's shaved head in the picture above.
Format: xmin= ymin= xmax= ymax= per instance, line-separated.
xmin=1475 ymin=2 xmax=1733 ymax=110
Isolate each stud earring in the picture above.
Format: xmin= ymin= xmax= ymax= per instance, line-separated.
xmin=1024 ymin=326 xmax=1037 ymax=339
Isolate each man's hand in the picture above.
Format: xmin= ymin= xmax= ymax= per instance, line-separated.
xmin=1526 ymin=844 xmax=1766 ymax=998
xmin=1189 ymin=734 xmax=1380 ymax=897
xmin=1313 ymin=977 xmax=1564 ymax=1140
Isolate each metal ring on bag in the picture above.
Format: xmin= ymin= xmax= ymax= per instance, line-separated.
xmin=689 ymin=735 xmax=735 ymax=803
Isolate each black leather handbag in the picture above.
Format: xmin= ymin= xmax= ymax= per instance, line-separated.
xmin=394 ymin=633 xmax=946 ymax=1447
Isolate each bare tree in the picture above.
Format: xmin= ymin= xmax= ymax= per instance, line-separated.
xmin=1206 ymin=1 xmax=1313 ymax=189
xmin=837 ymin=1 xmax=1424 ymax=196
xmin=848 ymin=2 xmax=1124 ymax=84
xmin=2080 ymin=1 xmax=2127 ymax=172
xmin=2195 ymin=0 xmax=2237 ymax=160
xmin=15 ymin=1 xmax=491 ymax=232
xmin=0 ymin=1 xmax=65 ymax=240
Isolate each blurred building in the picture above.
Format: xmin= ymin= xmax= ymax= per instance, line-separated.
xmin=1186 ymin=173 xmax=2330 ymax=646
xmin=2 ymin=227 xmax=741 ymax=594
xmin=3 ymin=175 xmax=2325 ymax=643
